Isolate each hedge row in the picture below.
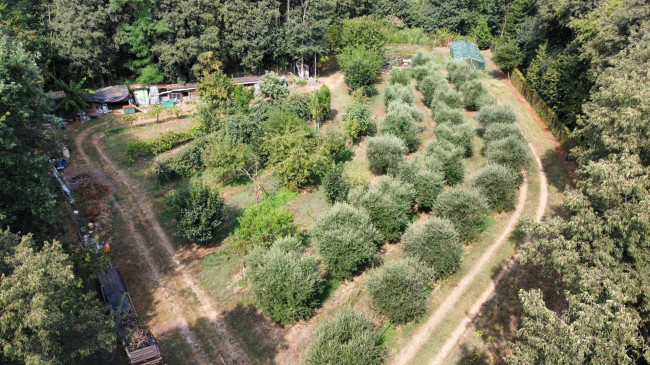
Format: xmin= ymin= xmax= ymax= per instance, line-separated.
xmin=126 ymin=126 xmax=201 ymax=164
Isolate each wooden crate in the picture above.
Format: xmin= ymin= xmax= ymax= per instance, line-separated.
xmin=126 ymin=343 xmax=163 ymax=365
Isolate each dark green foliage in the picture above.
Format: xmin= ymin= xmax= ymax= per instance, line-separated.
xmin=418 ymin=73 xmax=446 ymax=105
xmin=55 ymin=77 xmax=93 ymax=116
xmin=259 ymin=71 xmax=289 ymax=100
xmin=194 ymin=52 xmax=235 ymax=103
xmin=472 ymin=16 xmax=492 ymax=49
xmin=247 ymin=238 xmax=324 ymax=324
xmin=234 ymin=84 xmax=255 ymax=113
xmin=352 ymin=177 xmax=415 ymax=241
xmin=397 ymin=162 xmax=445 ymax=211
xmin=310 ymin=85 xmax=332 ymax=127
xmin=126 ymin=141 xmax=152 ymax=164
xmin=230 ymin=191 xmax=297 ymax=250
xmin=366 ymin=135 xmax=407 ymax=175
xmin=433 ymin=104 xmax=464 ymax=125
xmin=435 ymin=123 xmax=475 ymax=157
xmin=473 ymin=164 xmax=521 ymax=212
xmin=461 ymin=79 xmax=488 ymax=111
xmin=425 ymin=139 xmax=465 ymax=186
xmin=165 ymin=183 xmax=224 ymax=242
xmin=446 ymin=60 xmax=478 ymax=88
xmin=367 ymin=258 xmax=431 ymax=324
xmin=338 ymin=46 xmax=384 ymax=89
xmin=277 ymin=93 xmax=313 ymax=121
xmin=381 ymin=102 xmax=420 ymax=152
xmin=483 ymin=123 xmax=524 ymax=144
xmin=202 ymin=137 xmax=255 ymax=184
xmin=384 ymin=84 xmax=414 ymax=106
xmin=476 ymin=104 xmax=517 ymax=126
xmin=322 ymin=165 xmax=350 ymax=205
xmin=305 ymin=307 xmax=385 ymax=365
xmin=434 ymin=187 xmax=490 ymax=243
xmin=433 ymin=85 xmax=464 ymax=109
xmin=197 ymin=102 xmax=222 ymax=132
xmin=343 ymin=102 xmax=374 ymax=142
xmin=493 ymin=40 xmax=523 ymax=76
xmin=485 ymin=135 xmax=530 ymax=171
xmin=401 ymin=217 xmax=462 ymax=279
xmin=389 ymin=68 xmax=412 ymax=85
xmin=155 ymin=134 xmax=216 ymax=181
xmin=339 ymin=16 xmax=389 ymax=50
xmin=0 ymin=234 xmax=114 ymax=364
xmin=311 ymin=203 xmax=381 ymax=279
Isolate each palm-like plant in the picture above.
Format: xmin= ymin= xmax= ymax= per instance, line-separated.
xmin=55 ymin=77 xmax=94 ymax=116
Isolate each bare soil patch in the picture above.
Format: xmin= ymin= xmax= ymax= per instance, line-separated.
xmin=74 ymin=181 xmax=110 ymax=201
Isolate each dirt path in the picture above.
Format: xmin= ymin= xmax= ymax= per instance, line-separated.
xmin=428 ymin=141 xmax=548 ymax=365
xmin=392 ymin=174 xmax=530 ymax=365
xmin=75 ymin=123 xmax=245 ymax=364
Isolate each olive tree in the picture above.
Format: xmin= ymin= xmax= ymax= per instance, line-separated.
xmin=343 ymin=103 xmax=374 ymax=142
xmin=483 ymin=123 xmax=524 ymax=144
xmin=401 ymin=217 xmax=463 ymax=279
xmin=476 ymin=104 xmax=517 ymax=126
xmin=433 ymin=104 xmax=464 ymax=125
xmin=461 ymin=79 xmax=489 ymax=111
xmin=425 ymin=139 xmax=465 ymax=186
xmin=485 ymin=135 xmax=531 ymax=171
xmin=434 ymin=187 xmax=490 ymax=243
xmin=366 ymin=135 xmax=407 ymax=175
xmin=384 ymin=83 xmax=414 ymax=106
xmin=435 ymin=123 xmax=475 ymax=157
xmin=165 ymin=183 xmax=224 ymax=243
xmin=381 ymin=102 xmax=421 ymax=152
xmin=397 ymin=161 xmax=445 ymax=211
xmin=473 ymin=164 xmax=522 ymax=212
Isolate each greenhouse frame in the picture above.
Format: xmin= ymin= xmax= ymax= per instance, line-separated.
xmin=450 ymin=40 xmax=486 ymax=70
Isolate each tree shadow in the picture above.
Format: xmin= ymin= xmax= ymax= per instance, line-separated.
xmin=221 ymin=303 xmax=288 ymax=364
xmin=541 ymin=149 xmax=573 ymax=195
xmin=456 ymin=343 xmax=491 ymax=365
xmin=489 ymin=69 xmax=507 ymax=80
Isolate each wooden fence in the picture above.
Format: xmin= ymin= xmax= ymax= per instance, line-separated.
xmin=510 ymin=69 xmax=576 ymax=148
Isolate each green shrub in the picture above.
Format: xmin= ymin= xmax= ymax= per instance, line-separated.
xmin=483 ymin=123 xmax=524 ymax=144
xmin=366 ymin=135 xmax=407 ymax=175
xmin=433 ymin=104 xmax=464 ymax=125
xmin=418 ymin=73 xmax=446 ymax=105
xmin=311 ymin=203 xmax=381 ymax=279
xmin=259 ymin=71 xmax=289 ymax=100
xmin=247 ymin=238 xmax=324 ymax=323
xmin=203 ymin=137 xmax=254 ymax=184
xmin=412 ymin=50 xmax=435 ymax=66
xmin=155 ymin=134 xmax=216 ymax=182
xmin=381 ymin=103 xmax=420 ymax=152
xmin=413 ymin=62 xmax=441 ymax=82
xmin=461 ymin=79 xmax=488 ymax=111
xmin=277 ymin=92 xmax=312 ymax=120
xmin=401 ymin=217 xmax=462 ymax=279
xmin=433 ymin=85 xmax=464 ymax=109
xmin=389 ymin=68 xmax=412 ymax=85
xmin=305 ymin=307 xmax=385 ymax=365
xmin=164 ymin=183 xmax=224 ymax=243
xmin=322 ymin=165 xmax=350 ymax=205
xmin=425 ymin=139 xmax=465 ymax=185
xmin=367 ymin=258 xmax=431 ymax=324
xmin=434 ymin=187 xmax=490 ymax=243
xmin=473 ymin=164 xmax=522 ymax=212
xmin=225 ymin=114 xmax=264 ymax=145
xmin=435 ymin=123 xmax=475 ymax=157
xmin=352 ymin=177 xmax=415 ymax=241
xmin=446 ymin=60 xmax=478 ymax=87
xmin=485 ymin=135 xmax=531 ymax=171
xmin=126 ymin=140 xmax=152 ymax=164
xmin=476 ymin=93 xmax=497 ymax=108
xmin=387 ymin=100 xmax=425 ymax=121
xmin=234 ymin=84 xmax=255 ymax=113
xmin=476 ymin=104 xmax=517 ymax=126
xmin=397 ymin=161 xmax=445 ymax=211
xmin=230 ymin=191 xmax=297 ymax=249
xmin=343 ymin=103 xmax=375 ymax=142
xmin=338 ymin=46 xmax=384 ymax=89
xmin=384 ymin=84 xmax=414 ymax=106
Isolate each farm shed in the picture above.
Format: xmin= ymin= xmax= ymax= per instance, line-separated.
xmin=97 ymin=267 xmax=131 ymax=313
xmin=450 ymin=40 xmax=486 ymax=70
xmin=87 ymin=85 xmax=131 ymax=104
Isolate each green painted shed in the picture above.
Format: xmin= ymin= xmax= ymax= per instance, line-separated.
xmin=450 ymin=40 xmax=486 ymax=70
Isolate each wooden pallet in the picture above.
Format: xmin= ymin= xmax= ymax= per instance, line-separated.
xmin=126 ymin=343 xmax=163 ymax=365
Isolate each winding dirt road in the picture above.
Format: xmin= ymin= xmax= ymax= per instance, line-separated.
xmin=75 ymin=123 xmax=243 ymax=364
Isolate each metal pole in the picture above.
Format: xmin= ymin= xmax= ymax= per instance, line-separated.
xmin=314 ymin=53 xmax=317 ymax=79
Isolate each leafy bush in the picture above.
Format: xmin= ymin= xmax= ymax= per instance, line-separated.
xmin=425 ymin=139 xmax=465 ymax=185
xmin=461 ymin=79 xmax=488 ymax=111
xmin=351 ymin=177 xmax=415 ymax=241
xmin=473 ymin=164 xmax=522 ymax=212
xmin=339 ymin=16 xmax=389 ymax=50
xmin=126 ymin=140 xmax=152 ymax=164
xmin=322 ymin=165 xmax=350 ymax=205
xmin=433 ymin=104 xmax=464 ymax=125
xmin=343 ymin=103 xmax=375 ymax=142
xmin=338 ymin=46 xmax=384 ymax=90
xmin=433 ymin=85 xmax=464 ymax=109
xmin=259 ymin=71 xmax=289 ymax=101
xmin=434 ymin=187 xmax=490 ymax=243
xmin=197 ymin=101 xmax=222 ymax=132
xmin=234 ymin=84 xmax=255 ymax=113
xmin=476 ymin=104 xmax=517 ymax=126
xmin=397 ymin=161 xmax=445 ymax=211
xmin=277 ymin=92 xmax=312 ymax=120
xmin=155 ymin=134 xmax=216 ymax=182
xmin=412 ymin=63 xmax=440 ymax=82
xmin=247 ymin=238 xmax=324 ymax=323
xmin=446 ymin=60 xmax=478 ymax=87
xmin=367 ymin=258 xmax=431 ymax=324
xmin=384 ymin=84 xmax=414 ymax=106
xmin=483 ymin=123 xmax=524 ymax=144
xmin=412 ymin=50 xmax=435 ymax=66
xmin=401 ymin=217 xmax=462 ymax=279
xmin=311 ymin=203 xmax=381 ymax=279
xmin=366 ymin=135 xmax=407 ymax=175
xmin=418 ymin=73 xmax=446 ymax=105
xmin=164 ymin=183 xmax=224 ymax=243
xmin=381 ymin=102 xmax=420 ymax=152
xmin=476 ymin=93 xmax=496 ymax=108
xmin=389 ymin=68 xmax=412 ymax=85
xmin=203 ymin=137 xmax=254 ymax=184
xmin=485 ymin=135 xmax=531 ymax=171
xmin=150 ymin=129 xmax=195 ymax=154
xmin=305 ymin=307 xmax=385 ymax=365
xmin=230 ymin=191 xmax=297 ymax=249
xmin=435 ymin=123 xmax=475 ymax=157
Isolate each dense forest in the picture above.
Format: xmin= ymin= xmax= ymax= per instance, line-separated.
xmin=1 ymin=0 xmax=649 ymax=363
